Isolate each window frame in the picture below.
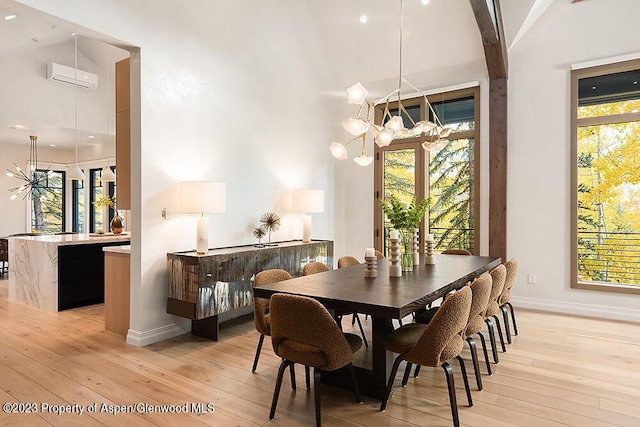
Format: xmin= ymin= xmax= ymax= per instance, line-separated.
xmin=570 ymin=58 xmax=640 ymax=295
xmin=373 ymin=86 xmax=480 ymax=254
xmin=30 ymin=168 xmax=66 ymax=233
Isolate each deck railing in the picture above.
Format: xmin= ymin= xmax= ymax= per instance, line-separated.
xmin=578 ymin=231 xmax=640 ymax=285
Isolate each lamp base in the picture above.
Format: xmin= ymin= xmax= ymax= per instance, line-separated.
xmin=196 ymin=216 xmax=208 ymax=254
xmin=302 ymin=214 xmax=312 ymax=243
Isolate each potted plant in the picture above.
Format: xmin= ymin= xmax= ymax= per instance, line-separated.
xmin=380 ymin=195 xmax=429 ymax=271
xmin=93 ymin=195 xmax=124 ymax=234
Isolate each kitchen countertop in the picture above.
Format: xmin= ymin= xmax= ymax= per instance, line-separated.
xmin=103 ymin=245 xmax=131 ymax=255
xmin=9 ymin=232 xmax=130 ymax=246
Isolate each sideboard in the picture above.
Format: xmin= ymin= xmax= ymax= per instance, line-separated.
xmin=167 ymin=240 xmax=333 ymax=340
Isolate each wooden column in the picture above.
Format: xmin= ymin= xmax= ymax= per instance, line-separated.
xmin=470 ymin=0 xmax=509 ymax=260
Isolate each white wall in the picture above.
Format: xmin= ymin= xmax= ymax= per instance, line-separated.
xmin=508 ymin=0 xmax=640 ymax=321
xmin=16 ymin=0 xmax=348 ymax=344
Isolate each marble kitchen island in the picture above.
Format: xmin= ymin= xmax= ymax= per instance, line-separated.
xmin=8 ymin=233 xmax=131 ymax=311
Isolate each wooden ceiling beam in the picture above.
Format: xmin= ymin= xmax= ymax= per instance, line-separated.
xmin=469 ymin=0 xmax=508 ymax=79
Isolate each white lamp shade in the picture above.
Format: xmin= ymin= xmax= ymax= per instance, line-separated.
xmin=439 ymin=127 xmax=452 ymax=138
xmin=101 ymin=166 xmax=116 ymax=182
xmin=180 ymin=181 xmax=226 ymax=214
xmin=67 ymin=164 xmax=85 ymax=181
xmin=385 ymin=115 xmax=404 ymax=131
xmin=329 ymin=142 xmax=348 ymax=160
xmin=346 ymin=82 xmax=368 ymax=105
xmin=353 ymin=155 xmax=374 ymax=166
xmin=292 ymin=189 xmax=324 ymax=213
xmin=342 ymin=117 xmax=370 ymax=136
xmin=374 ymin=128 xmax=394 ymax=147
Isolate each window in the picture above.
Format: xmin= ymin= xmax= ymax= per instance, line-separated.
xmin=72 ymin=177 xmax=85 ymax=233
xmin=31 ymin=169 xmax=65 ymax=233
xmin=571 ymin=59 xmax=640 ymax=293
xmin=374 ymin=87 xmax=479 ymax=255
xmin=89 ymin=168 xmax=115 ymax=233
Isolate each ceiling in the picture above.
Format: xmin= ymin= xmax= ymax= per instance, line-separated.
xmin=0 ymin=0 xmax=546 ymax=151
xmin=0 ymin=0 xmax=129 ymax=150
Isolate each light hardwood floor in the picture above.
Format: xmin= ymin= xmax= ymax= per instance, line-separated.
xmin=1 ymin=277 xmax=639 ymax=426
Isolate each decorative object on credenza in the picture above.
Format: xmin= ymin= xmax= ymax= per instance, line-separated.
xmin=364 ymin=248 xmax=377 ymax=278
xmin=253 ymin=226 xmax=266 ymax=247
xmin=6 ymin=135 xmax=55 ymax=201
xmin=180 ymin=181 xmax=226 ymax=255
xmin=292 ymin=189 xmax=325 ymax=243
xmin=388 ymin=230 xmax=401 ymax=277
xmin=425 ymin=233 xmax=435 ymax=265
xmin=260 ymin=212 xmax=281 ymax=246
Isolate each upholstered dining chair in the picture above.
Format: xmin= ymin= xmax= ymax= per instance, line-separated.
xmin=269 ymin=293 xmax=362 ymax=426
xmin=380 ymin=286 xmax=473 ymax=427
xmin=499 ymin=258 xmax=519 ymax=344
xmin=303 ymin=261 xmax=368 ymax=348
xmin=441 ymin=249 xmax=472 ymax=255
xmin=252 ymin=269 xmax=293 ymax=373
xmin=484 ymin=264 xmax=507 ymax=364
xmin=303 ymin=261 xmax=330 ymax=276
xmin=413 ymin=272 xmax=492 ymax=388
xmin=337 ymin=255 xmax=360 ymax=268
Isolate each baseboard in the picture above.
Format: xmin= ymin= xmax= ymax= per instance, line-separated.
xmin=511 ymin=296 xmax=640 ymax=323
xmin=126 ymin=319 xmax=191 ymax=346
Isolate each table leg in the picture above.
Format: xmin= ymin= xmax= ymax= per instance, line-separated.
xmin=370 ymin=316 xmax=394 ymax=397
xmin=191 ymin=315 xmax=219 ymax=341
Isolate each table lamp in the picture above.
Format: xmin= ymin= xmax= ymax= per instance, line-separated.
xmin=180 ymin=181 xmax=226 ymax=254
xmin=292 ymin=189 xmax=324 ymax=243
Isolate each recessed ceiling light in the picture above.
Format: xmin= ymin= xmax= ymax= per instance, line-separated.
xmin=359 ymin=14 xmax=368 ymax=24
xmin=88 ymin=135 xmax=95 ymax=139
xmin=421 ymin=0 xmax=430 ymax=5
xmin=11 ymin=124 xmax=24 ymax=129
xmin=50 ymin=144 xmax=56 ymax=147
xmin=4 ymin=14 xmax=17 ymax=21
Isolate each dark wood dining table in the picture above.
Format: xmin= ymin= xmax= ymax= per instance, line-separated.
xmin=253 ymin=253 xmax=501 ymax=398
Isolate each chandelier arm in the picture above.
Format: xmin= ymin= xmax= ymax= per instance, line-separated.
xmin=373 ymin=88 xmax=401 ymax=106
xmin=398 ymin=0 xmax=403 ymax=95
xmin=360 ymin=134 xmax=367 ymax=155
xmin=344 ymin=133 xmax=365 ymax=147
xmin=398 ymin=103 xmax=416 ymax=127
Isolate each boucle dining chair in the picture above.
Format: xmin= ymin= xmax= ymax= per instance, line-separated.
xmin=252 ymin=269 xmax=293 ymax=373
xmin=413 ymin=272 xmax=492 ymax=388
xmin=441 ymin=249 xmax=472 ymax=255
xmin=303 ymin=261 xmax=330 ymax=276
xmin=337 ymin=256 xmax=360 ymax=268
xmin=484 ymin=264 xmax=507 ymax=363
xmin=380 ymin=286 xmax=473 ymax=427
xmin=269 ymin=293 xmax=362 ymax=427
xmin=499 ymin=258 xmax=519 ymax=344
xmin=303 ymin=261 xmax=368 ymax=349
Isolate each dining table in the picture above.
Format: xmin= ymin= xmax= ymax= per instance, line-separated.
xmin=252 ymin=253 xmax=501 ymax=398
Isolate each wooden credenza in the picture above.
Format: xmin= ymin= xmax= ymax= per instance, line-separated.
xmin=167 ymin=240 xmax=334 ymax=340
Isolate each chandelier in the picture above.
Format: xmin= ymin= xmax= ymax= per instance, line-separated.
xmin=6 ymin=135 xmax=54 ymax=200
xmin=330 ymin=0 xmax=451 ymax=166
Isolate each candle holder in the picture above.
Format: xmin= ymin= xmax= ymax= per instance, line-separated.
xmin=364 ymin=256 xmax=377 ymax=278
xmin=425 ymin=239 xmax=435 ymax=265
xmin=389 ymin=237 xmax=402 ymax=277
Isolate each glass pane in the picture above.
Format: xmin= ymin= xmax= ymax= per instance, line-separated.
xmin=384 ymin=105 xmax=421 ymax=140
xmin=382 ymin=149 xmax=416 ymax=254
xmin=577 ymin=121 xmax=640 ymax=286
xmin=578 ymin=99 xmax=640 ymax=119
xmin=31 ymin=170 xmax=64 ymax=233
xmin=432 ymin=96 xmax=475 ymax=132
xmin=429 ymin=138 xmax=474 ymax=253
xmin=92 ymin=169 xmax=104 ymax=233
xmin=73 ymin=179 xmax=85 ymax=233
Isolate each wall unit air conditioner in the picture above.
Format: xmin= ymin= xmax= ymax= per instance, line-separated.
xmin=47 ymin=62 xmax=98 ymax=89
